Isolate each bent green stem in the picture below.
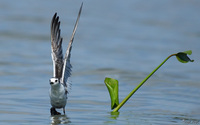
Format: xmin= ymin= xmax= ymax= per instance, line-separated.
xmin=112 ymin=54 xmax=176 ymax=112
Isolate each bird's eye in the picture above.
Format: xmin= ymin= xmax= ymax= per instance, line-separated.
xmin=55 ymin=80 xmax=58 ymax=82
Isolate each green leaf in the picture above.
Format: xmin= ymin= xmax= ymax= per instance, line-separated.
xmin=183 ymin=50 xmax=192 ymax=55
xmin=176 ymin=50 xmax=194 ymax=63
xmin=104 ymin=77 xmax=119 ymax=109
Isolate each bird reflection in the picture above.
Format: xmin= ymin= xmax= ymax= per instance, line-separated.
xmin=50 ymin=115 xmax=71 ymax=125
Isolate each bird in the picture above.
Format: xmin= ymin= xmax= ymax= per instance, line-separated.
xmin=49 ymin=3 xmax=83 ymax=115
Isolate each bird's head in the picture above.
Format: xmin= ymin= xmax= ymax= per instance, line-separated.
xmin=49 ymin=77 xmax=60 ymax=86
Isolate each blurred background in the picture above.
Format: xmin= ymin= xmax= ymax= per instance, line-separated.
xmin=0 ymin=0 xmax=199 ymax=124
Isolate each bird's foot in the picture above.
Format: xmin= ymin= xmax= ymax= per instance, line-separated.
xmin=50 ymin=107 xmax=61 ymax=115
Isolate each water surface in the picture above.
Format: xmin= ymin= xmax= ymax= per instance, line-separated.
xmin=0 ymin=0 xmax=200 ymax=124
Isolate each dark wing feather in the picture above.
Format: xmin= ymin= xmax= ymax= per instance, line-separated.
xmin=51 ymin=13 xmax=63 ymax=79
xmin=61 ymin=3 xmax=83 ymax=89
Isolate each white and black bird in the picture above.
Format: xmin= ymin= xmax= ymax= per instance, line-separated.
xmin=49 ymin=3 xmax=83 ymax=115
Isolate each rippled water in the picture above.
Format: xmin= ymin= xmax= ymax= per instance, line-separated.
xmin=0 ymin=0 xmax=200 ymax=124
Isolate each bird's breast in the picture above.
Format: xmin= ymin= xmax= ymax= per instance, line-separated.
xmin=49 ymin=85 xmax=67 ymax=108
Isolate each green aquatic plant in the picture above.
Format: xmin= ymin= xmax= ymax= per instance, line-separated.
xmin=104 ymin=77 xmax=119 ymax=110
xmin=105 ymin=50 xmax=194 ymax=112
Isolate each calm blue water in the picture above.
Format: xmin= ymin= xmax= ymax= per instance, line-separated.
xmin=0 ymin=0 xmax=200 ymax=124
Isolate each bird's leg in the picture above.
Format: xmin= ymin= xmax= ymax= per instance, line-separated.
xmin=50 ymin=107 xmax=61 ymax=115
xmin=63 ymin=108 xmax=65 ymax=115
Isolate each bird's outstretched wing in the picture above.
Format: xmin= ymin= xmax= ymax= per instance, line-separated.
xmin=61 ymin=3 xmax=83 ymax=89
xmin=51 ymin=13 xmax=64 ymax=79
